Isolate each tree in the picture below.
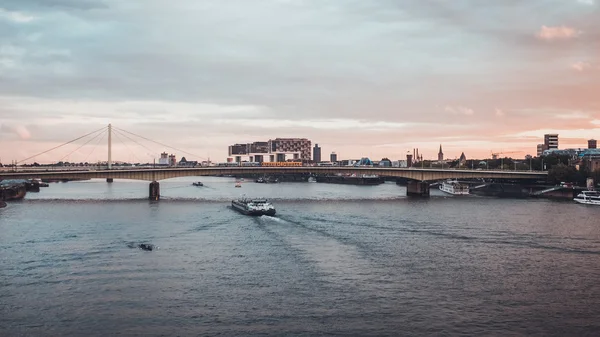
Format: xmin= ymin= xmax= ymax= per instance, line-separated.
xmin=547 ymin=163 xmax=585 ymax=185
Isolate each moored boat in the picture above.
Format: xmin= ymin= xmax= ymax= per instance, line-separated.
xmin=192 ymin=182 xmax=204 ymax=187
xmin=439 ymin=180 xmax=469 ymax=195
xmin=231 ymin=198 xmax=276 ymax=216
xmin=574 ymin=190 xmax=600 ymax=206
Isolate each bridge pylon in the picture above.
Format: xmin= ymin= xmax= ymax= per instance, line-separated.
xmin=107 ymin=123 xmax=112 ymax=170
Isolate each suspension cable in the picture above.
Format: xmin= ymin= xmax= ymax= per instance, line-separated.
xmin=111 ymin=129 xmax=143 ymax=164
xmin=113 ymin=126 xmax=206 ymax=161
xmin=58 ymin=128 xmax=107 ymax=162
xmin=17 ymin=126 xmax=107 ymax=164
xmin=84 ymin=129 xmax=107 ymax=163
xmin=112 ymin=128 xmax=158 ymax=160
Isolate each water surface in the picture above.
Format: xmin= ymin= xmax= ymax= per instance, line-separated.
xmin=2 ymin=177 xmax=600 ymax=336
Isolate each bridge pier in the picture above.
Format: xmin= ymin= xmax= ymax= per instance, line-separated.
xmin=407 ymin=180 xmax=430 ymax=197
xmin=149 ymin=181 xmax=160 ymax=200
xmin=106 ymin=178 xmax=113 ymax=183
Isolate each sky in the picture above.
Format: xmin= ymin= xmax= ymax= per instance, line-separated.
xmin=0 ymin=0 xmax=599 ymax=164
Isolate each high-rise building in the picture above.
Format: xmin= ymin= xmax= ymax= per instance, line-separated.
xmin=544 ymin=134 xmax=559 ymax=150
xmin=536 ymin=144 xmax=546 ymax=157
xmin=438 ymin=145 xmax=444 ymax=161
xmin=313 ymin=144 xmax=321 ymax=162
xmin=588 ymin=139 xmax=597 ymax=149
xmin=227 ymin=138 xmax=312 ymax=162
xmin=168 ymin=154 xmax=176 ymax=166
xmin=330 ymin=152 xmax=337 ymax=162
xmin=269 ymin=138 xmax=311 ymax=161
xmin=158 ymin=152 xmax=169 ymax=165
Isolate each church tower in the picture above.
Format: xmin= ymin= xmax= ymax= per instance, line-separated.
xmin=438 ymin=144 xmax=444 ymax=161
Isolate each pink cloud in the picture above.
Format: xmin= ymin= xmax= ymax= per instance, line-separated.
xmin=571 ymin=61 xmax=593 ymax=72
xmin=15 ymin=126 xmax=31 ymax=140
xmin=444 ymin=105 xmax=474 ymax=115
xmin=536 ymin=25 xmax=581 ymax=41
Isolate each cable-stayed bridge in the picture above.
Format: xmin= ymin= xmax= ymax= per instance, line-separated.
xmin=0 ymin=124 xmax=547 ymax=199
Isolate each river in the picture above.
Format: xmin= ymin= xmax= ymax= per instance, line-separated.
xmin=1 ymin=177 xmax=600 ymax=336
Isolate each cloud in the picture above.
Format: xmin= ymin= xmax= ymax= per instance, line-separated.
xmin=0 ymin=8 xmax=36 ymax=23
xmin=571 ymin=61 xmax=593 ymax=71
xmin=536 ymin=25 xmax=581 ymax=41
xmin=0 ymin=122 xmax=32 ymax=140
xmin=554 ymin=111 xmax=590 ymax=119
xmin=1 ymin=0 xmax=600 ymax=162
xmin=445 ymin=105 xmax=474 ymax=115
xmin=495 ymin=108 xmax=505 ymax=117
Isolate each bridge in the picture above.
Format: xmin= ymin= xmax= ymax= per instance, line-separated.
xmin=0 ymin=166 xmax=546 ymax=199
xmin=0 ymin=124 xmax=547 ymax=199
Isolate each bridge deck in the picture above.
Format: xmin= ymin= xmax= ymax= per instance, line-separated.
xmin=0 ymin=167 xmax=547 ymax=182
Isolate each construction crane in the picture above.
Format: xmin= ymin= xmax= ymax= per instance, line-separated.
xmin=491 ymin=151 xmax=521 ymax=160
xmin=490 ymin=150 xmax=523 ymax=171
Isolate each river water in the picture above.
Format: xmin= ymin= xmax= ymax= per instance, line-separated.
xmin=1 ymin=177 xmax=600 ymax=336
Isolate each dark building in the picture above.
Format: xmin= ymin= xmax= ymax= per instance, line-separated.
xmin=269 ymin=138 xmax=312 ymax=161
xmin=407 ymin=154 xmax=413 ymax=168
xmin=589 ymin=139 xmax=597 ymax=149
xmin=459 ymin=152 xmax=467 ymax=166
xmin=228 ymin=144 xmax=248 ymax=156
xmin=330 ymin=152 xmax=337 ymax=162
xmin=229 ymin=138 xmax=312 ymax=162
xmin=249 ymin=141 xmax=269 ymax=154
xmin=537 ymin=144 xmax=547 ymax=157
xmin=178 ymin=157 xmax=198 ymax=167
xmin=544 ymin=134 xmax=559 ymax=149
xmin=313 ymin=144 xmax=321 ymax=162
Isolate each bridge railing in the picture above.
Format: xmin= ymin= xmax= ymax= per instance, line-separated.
xmin=0 ymin=165 xmax=547 ymax=173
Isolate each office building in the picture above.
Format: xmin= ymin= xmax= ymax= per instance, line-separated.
xmin=537 ymin=144 xmax=546 ymax=157
xmin=227 ymin=138 xmax=312 ymax=162
xmin=158 ymin=152 xmax=169 ymax=165
xmin=330 ymin=152 xmax=337 ymax=162
xmin=589 ymin=139 xmax=597 ymax=149
xmin=313 ymin=144 xmax=321 ymax=163
xmin=544 ymin=134 xmax=559 ymax=150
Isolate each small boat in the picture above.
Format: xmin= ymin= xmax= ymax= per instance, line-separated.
xmin=255 ymin=177 xmax=265 ymax=183
xmin=192 ymin=182 xmax=204 ymax=187
xmin=235 ymin=182 xmax=242 ymax=188
xmin=439 ymin=179 xmax=469 ymax=195
xmin=574 ymin=190 xmax=600 ymax=205
xmin=231 ymin=197 xmax=276 ymax=216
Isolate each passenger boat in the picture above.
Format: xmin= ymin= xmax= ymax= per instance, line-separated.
xmin=574 ymin=190 xmax=600 ymax=206
xmin=439 ymin=179 xmax=469 ymax=195
xmin=231 ymin=198 xmax=276 ymax=216
xmin=192 ymin=182 xmax=204 ymax=187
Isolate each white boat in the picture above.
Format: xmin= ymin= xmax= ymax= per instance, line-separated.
xmin=439 ymin=180 xmax=469 ymax=195
xmin=235 ymin=182 xmax=242 ymax=188
xmin=574 ymin=190 xmax=600 ymax=205
xmin=231 ymin=198 xmax=276 ymax=216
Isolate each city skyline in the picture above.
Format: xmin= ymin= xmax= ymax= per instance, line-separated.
xmin=1 ymin=0 xmax=600 ymax=163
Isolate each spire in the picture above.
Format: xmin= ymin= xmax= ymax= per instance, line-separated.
xmin=439 ymin=144 xmax=443 ymax=154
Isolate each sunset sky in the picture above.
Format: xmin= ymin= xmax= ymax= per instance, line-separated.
xmin=1 ymin=0 xmax=599 ymax=164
